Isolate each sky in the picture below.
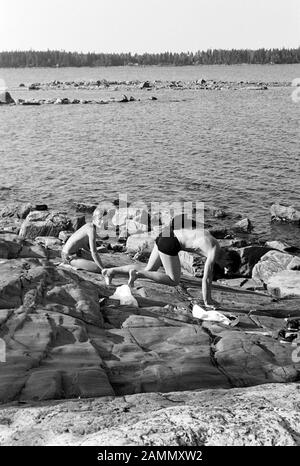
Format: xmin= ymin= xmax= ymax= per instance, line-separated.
xmin=1 ymin=0 xmax=299 ymax=52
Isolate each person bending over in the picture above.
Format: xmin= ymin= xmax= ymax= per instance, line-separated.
xmin=61 ymin=222 xmax=104 ymax=273
xmin=102 ymin=215 xmax=240 ymax=308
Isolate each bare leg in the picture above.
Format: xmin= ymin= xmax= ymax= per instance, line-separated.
xmin=70 ymin=258 xmax=102 ymax=273
xmin=128 ymin=251 xmax=181 ymax=287
xmin=145 ymin=245 xmax=162 ymax=271
xmin=102 ymin=245 xmax=162 ymax=285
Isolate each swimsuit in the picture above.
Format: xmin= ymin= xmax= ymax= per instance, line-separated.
xmin=155 ymin=227 xmax=181 ymax=256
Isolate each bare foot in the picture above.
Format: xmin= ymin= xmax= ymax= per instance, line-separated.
xmin=204 ymin=300 xmax=221 ymax=310
xmin=128 ymin=269 xmax=138 ymax=288
xmin=102 ymin=268 xmax=114 ymax=285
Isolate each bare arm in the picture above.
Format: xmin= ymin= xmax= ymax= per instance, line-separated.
xmin=202 ymin=249 xmax=217 ymax=306
xmin=88 ymin=225 xmax=104 ymax=271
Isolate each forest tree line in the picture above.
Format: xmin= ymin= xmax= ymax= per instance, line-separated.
xmin=0 ymin=48 xmax=299 ymax=67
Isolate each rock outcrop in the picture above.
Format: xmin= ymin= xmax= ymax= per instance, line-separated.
xmin=0 ymin=383 xmax=299 ymax=446
xmin=0 ymin=233 xmax=299 ymax=406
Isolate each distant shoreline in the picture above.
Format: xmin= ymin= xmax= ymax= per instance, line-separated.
xmin=1 ymin=48 xmax=300 ymax=68
xmin=1 ymin=63 xmax=300 ymax=69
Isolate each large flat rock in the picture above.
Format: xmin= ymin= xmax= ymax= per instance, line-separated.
xmin=0 ymin=383 xmax=299 ymax=446
xmin=0 ymin=242 xmax=300 ymax=404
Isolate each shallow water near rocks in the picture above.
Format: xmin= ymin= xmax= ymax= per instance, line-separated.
xmin=0 ymin=65 xmax=299 ymax=243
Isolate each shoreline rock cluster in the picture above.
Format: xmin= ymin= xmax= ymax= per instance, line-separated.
xmin=0 ymin=78 xmax=291 ymax=106
xmin=0 ymin=91 xmax=158 ymax=106
xmin=23 ymin=78 xmax=290 ymax=91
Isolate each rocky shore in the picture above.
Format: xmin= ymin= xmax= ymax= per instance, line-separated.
xmin=0 ymin=200 xmax=299 ymax=445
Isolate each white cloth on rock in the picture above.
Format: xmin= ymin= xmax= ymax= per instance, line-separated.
xmin=192 ymin=304 xmax=230 ymax=325
xmin=110 ymin=285 xmax=139 ymax=307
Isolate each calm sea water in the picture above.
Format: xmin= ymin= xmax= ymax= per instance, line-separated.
xmin=0 ymin=65 xmax=299 ymax=242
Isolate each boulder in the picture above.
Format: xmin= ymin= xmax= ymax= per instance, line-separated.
xmin=270 ymin=204 xmax=300 ymax=224
xmin=218 ymin=238 xmax=247 ymax=248
xmin=35 ymin=236 xmax=62 ymax=248
xmin=70 ymin=215 xmax=85 ymax=231
xmin=119 ymin=220 xmax=146 ymax=237
xmin=140 ymin=81 xmax=151 ymax=89
xmin=73 ymin=203 xmax=97 ymax=214
xmin=19 ymin=99 xmax=40 ymax=105
xmin=19 ymin=211 xmax=72 ymax=239
xmin=266 ymin=240 xmax=293 ymax=252
xmin=150 ymin=209 xmax=172 ymax=230
xmin=35 ymin=204 xmax=48 ymax=211
xmin=112 ymin=207 xmax=149 ymax=227
xmin=0 ymin=91 xmax=15 ymax=104
xmin=232 ymin=218 xmax=253 ymax=233
xmin=126 ymin=233 xmax=155 ymax=255
xmin=267 ymin=271 xmax=300 ymax=298
xmin=119 ymin=95 xmax=129 ymax=103
xmin=236 ymin=246 xmax=270 ymax=277
xmin=110 ymin=207 xmax=150 ymax=237
xmin=211 ymin=208 xmax=227 ymax=218
xmin=179 ymin=250 xmax=205 ymax=277
xmin=18 ymin=203 xmax=33 ymax=219
xmin=252 ymin=250 xmax=300 ymax=285
xmin=58 ymin=230 xmax=73 ymax=243
xmin=28 ymin=84 xmax=40 ymax=90
xmin=208 ymin=227 xmax=230 ymax=239
xmin=212 ymin=327 xmax=298 ymax=386
xmin=0 ymin=203 xmax=31 ymax=219
xmin=0 ymin=234 xmax=23 ymax=259
xmin=0 ymin=203 xmax=47 ymax=220
xmin=0 ymin=233 xmax=47 ymax=259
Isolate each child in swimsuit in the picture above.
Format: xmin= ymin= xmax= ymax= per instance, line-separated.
xmin=61 ymin=222 xmax=103 ymax=272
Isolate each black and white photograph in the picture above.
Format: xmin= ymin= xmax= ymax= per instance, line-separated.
xmin=0 ymin=0 xmax=299 ymax=456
